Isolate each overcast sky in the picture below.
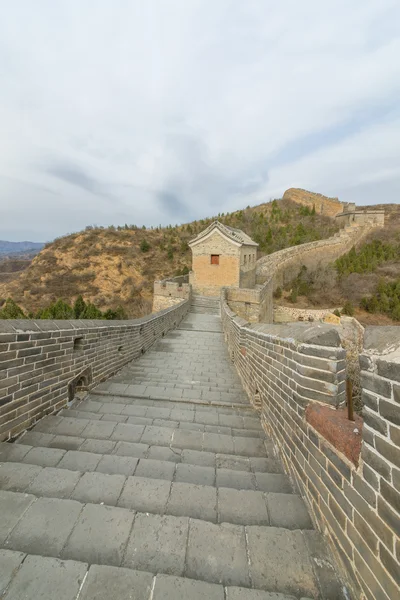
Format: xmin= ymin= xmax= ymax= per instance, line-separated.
xmin=1 ymin=1 xmax=400 ymax=242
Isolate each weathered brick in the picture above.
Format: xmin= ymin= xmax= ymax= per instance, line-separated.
xmin=361 ymin=445 xmax=391 ymax=480
xmin=379 ymin=400 xmax=400 ymax=427
xmin=344 ymin=482 xmax=393 ymax=549
xmin=379 ymin=543 xmax=400 ymax=587
xmin=377 ymin=496 xmax=400 ymax=537
xmin=375 ymin=435 xmax=400 ymax=469
xmin=352 ymin=473 xmax=377 ymax=508
xmin=351 ymin=513 xmax=378 ymax=554
xmin=377 ymin=359 xmax=400 ymax=383
xmin=321 ymin=444 xmax=351 ymax=480
xmin=380 ymin=479 xmax=400 ymax=514
xmin=363 ymin=408 xmax=388 ymax=435
xmin=361 ymin=372 xmax=392 ymax=399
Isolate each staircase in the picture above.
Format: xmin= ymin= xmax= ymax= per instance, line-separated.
xmin=190 ymin=294 xmax=220 ymax=315
xmin=0 ymin=309 xmax=346 ymax=599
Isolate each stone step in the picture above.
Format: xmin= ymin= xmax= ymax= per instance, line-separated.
xmin=1 ymin=443 xmax=286 ymax=489
xmin=7 ymin=433 xmax=279 ymax=470
xmin=66 ymin=403 xmax=264 ymax=432
xmin=0 ymin=548 xmax=314 ymax=600
xmin=60 ymin=409 xmax=266 ymax=439
xmin=29 ymin=415 xmax=268 ymax=457
xmin=0 ymin=463 xmax=306 ymax=528
xmin=89 ymin=388 xmax=250 ymax=408
xmin=0 ymin=490 xmax=326 ymax=597
xmin=14 ymin=428 xmax=275 ymax=464
xmin=83 ymin=394 xmax=251 ymax=414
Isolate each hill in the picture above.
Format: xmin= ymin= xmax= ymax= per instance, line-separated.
xmin=283 ymin=188 xmax=343 ymax=217
xmin=275 ymin=203 xmax=400 ymax=325
xmin=0 ymin=240 xmax=44 ymax=255
xmin=0 ymin=197 xmax=339 ymax=318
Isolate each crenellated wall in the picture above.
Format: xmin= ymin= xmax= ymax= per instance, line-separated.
xmin=0 ymin=300 xmax=190 ymax=441
xmin=227 ymin=223 xmax=373 ymax=323
xmin=221 ymin=293 xmax=400 ymax=600
xmin=152 ymin=275 xmax=191 ymax=312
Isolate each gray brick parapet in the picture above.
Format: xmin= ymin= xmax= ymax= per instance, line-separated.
xmin=221 ymin=295 xmax=400 ymax=599
xmin=0 ymin=300 xmax=190 ymax=441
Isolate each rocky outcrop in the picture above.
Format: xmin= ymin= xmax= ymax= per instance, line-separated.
xmin=283 ymin=188 xmax=343 ymax=217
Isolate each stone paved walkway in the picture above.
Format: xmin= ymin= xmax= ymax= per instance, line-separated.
xmin=0 ymin=307 xmax=347 ymax=599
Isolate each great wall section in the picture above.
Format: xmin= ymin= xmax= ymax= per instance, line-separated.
xmin=0 ymin=207 xmax=399 ymax=600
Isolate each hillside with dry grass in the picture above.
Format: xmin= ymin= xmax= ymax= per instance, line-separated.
xmin=275 ymin=203 xmax=400 ymax=325
xmin=0 ymin=197 xmax=339 ymax=318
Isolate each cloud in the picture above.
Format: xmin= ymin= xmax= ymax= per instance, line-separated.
xmin=0 ymin=0 xmax=399 ymax=240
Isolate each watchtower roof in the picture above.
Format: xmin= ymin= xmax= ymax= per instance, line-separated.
xmin=188 ymin=220 xmax=258 ymax=248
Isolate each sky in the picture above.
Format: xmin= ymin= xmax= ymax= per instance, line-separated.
xmin=1 ymin=1 xmax=400 ymax=242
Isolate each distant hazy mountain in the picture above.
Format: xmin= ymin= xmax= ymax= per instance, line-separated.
xmin=0 ymin=240 xmax=44 ymax=255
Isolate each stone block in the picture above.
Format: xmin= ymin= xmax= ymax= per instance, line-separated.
xmin=26 ymin=467 xmax=82 ymax=499
xmin=266 ymin=493 xmax=313 ymax=530
xmin=134 ymin=458 xmax=175 ymax=481
xmin=71 ymin=472 xmax=126 ymax=505
xmin=167 ymin=482 xmax=217 ymax=522
xmin=123 ymin=513 xmax=189 ymax=575
xmin=0 ymin=462 xmax=42 ymax=492
xmin=246 ymin=526 xmax=319 ymax=598
xmin=185 ymin=520 xmax=250 ymax=587
xmin=3 ymin=554 xmax=88 ymax=600
xmin=0 ymin=549 xmax=25 ymax=596
xmin=0 ymin=491 xmax=35 ymax=544
xmin=118 ymin=476 xmax=171 ymax=513
xmin=62 ymin=504 xmax=135 ymax=566
xmin=96 ymin=454 xmax=138 ymax=476
xmin=152 ymin=574 xmax=224 ymax=600
xmin=218 ymin=488 xmax=269 ymax=525
xmin=7 ymin=497 xmax=82 ymax=556
xmin=79 ymin=564 xmax=153 ymax=600
xmin=175 ymin=463 xmax=215 ymax=486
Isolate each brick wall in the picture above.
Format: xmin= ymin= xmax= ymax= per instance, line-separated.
xmin=221 ymin=295 xmax=400 ymax=599
xmin=0 ymin=300 xmax=190 ymax=441
xmin=152 ymin=276 xmax=191 ymax=312
xmin=237 ymin=224 xmax=374 ymax=324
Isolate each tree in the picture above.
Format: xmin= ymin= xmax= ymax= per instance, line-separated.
xmin=73 ymin=295 xmax=86 ymax=318
xmin=0 ymin=298 xmax=26 ymax=319
xmin=140 ymin=240 xmax=150 ymax=252
xmin=80 ymin=303 xmax=103 ymax=319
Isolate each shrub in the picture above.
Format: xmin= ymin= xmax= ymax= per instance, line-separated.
xmin=341 ymin=301 xmax=355 ymax=316
xmin=273 ymin=287 xmax=282 ymax=299
xmin=289 ymin=288 xmax=298 ymax=303
xmin=140 ymin=240 xmax=150 ymax=252
xmin=333 ymin=309 xmax=341 ymax=317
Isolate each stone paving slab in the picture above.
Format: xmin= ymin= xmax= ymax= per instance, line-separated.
xmin=0 ymin=549 xmax=25 ymax=597
xmin=61 ymin=503 xmax=135 ymax=566
xmin=79 ymin=564 xmax=153 ymax=600
xmin=266 ymin=493 xmax=313 ymax=530
xmin=218 ymin=488 xmax=269 ymax=526
xmin=152 ymin=574 xmax=224 ymax=600
xmin=186 ymin=520 xmax=250 ymax=587
xmin=246 ymin=526 xmax=319 ymax=598
xmin=0 ymin=491 xmax=35 ymax=545
xmin=26 ymin=467 xmax=81 ymax=499
xmin=71 ymin=472 xmax=125 ymax=506
xmin=0 ymin=462 xmax=42 ymax=492
xmin=3 ymin=554 xmax=87 ymax=600
xmin=167 ymin=482 xmax=217 ymax=522
xmin=118 ymin=476 xmax=171 ymax=513
xmin=226 ymin=588 xmax=297 ymax=600
xmin=6 ymin=496 xmax=82 ymax=556
xmin=123 ymin=513 xmax=189 ymax=575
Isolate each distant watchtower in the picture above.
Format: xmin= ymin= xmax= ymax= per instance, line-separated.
xmin=188 ymin=221 xmax=258 ymax=297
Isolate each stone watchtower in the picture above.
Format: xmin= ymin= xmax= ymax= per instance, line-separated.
xmin=188 ymin=221 xmax=258 ymax=297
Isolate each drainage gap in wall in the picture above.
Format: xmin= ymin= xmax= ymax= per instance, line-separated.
xmin=118 ymin=345 xmax=123 ymax=352
xmin=253 ymin=390 xmax=262 ymax=410
xmin=68 ymin=367 xmax=92 ymax=404
xmin=73 ymin=337 xmax=84 ymax=355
